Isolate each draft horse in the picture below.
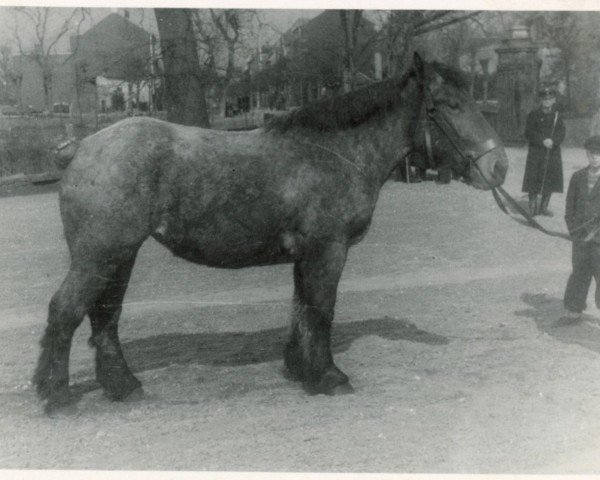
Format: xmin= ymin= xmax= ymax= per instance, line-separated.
xmin=34 ymin=53 xmax=508 ymax=412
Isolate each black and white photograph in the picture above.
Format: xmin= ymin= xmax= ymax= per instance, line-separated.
xmin=1 ymin=2 xmax=600 ymax=474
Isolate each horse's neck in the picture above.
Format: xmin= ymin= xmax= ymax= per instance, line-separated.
xmin=332 ymin=82 xmax=421 ymax=189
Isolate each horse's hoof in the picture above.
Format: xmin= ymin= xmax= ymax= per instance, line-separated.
xmin=45 ymin=401 xmax=78 ymax=417
xmin=283 ymin=344 xmax=305 ymax=381
xmin=330 ymin=382 xmax=355 ymax=395
xmin=282 ymin=365 xmax=304 ymax=382
xmin=303 ymin=381 xmax=354 ymax=396
xmin=44 ymin=389 xmax=81 ymax=416
xmin=121 ymin=387 xmax=144 ymax=403
xmin=305 ymin=367 xmax=352 ymax=395
xmin=103 ymin=377 xmax=143 ymax=402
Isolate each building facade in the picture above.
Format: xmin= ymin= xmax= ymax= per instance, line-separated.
xmin=13 ymin=12 xmax=153 ymax=115
xmin=235 ymin=10 xmax=383 ymax=112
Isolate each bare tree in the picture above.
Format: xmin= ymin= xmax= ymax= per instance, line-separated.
xmin=155 ymin=8 xmax=210 ymax=127
xmin=427 ymin=13 xmax=503 ymax=94
xmin=9 ymin=7 xmax=87 ymax=111
xmin=379 ymin=10 xmax=482 ymax=76
xmin=192 ymin=9 xmax=258 ymax=116
xmin=535 ymin=12 xmax=580 ymax=110
xmin=0 ymin=44 xmax=18 ymax=105
xmin=340 ymin=10 xmax=363 ymax=92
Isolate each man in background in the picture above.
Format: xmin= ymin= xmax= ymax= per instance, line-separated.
xmin=522 ymin=85 xmax=566 ymax=216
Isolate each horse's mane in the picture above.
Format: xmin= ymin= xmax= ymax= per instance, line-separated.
xmin=264 ymin=62 xmax=469 ymax=133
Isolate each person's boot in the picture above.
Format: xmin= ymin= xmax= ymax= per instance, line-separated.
xmin=540 ymin=194 xmax=553 ymax=216
xmin=528 ymin=194 xmax=539 ymax=216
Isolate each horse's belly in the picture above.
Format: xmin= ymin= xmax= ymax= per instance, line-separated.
xmin=153 ymin=229 xmax=298 ymax=269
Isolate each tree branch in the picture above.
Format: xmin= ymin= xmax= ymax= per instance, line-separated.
xmin=414 ymin=11 xmax=482 ymax=36
xmin=46 ymin=8 xmax=81 ymax=55
xmin=413 ymin=11 xmax=453 ymax=29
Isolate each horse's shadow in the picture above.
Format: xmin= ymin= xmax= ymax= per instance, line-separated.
xmin=515 ymin=292 xmax=600 ymax=353
xmin=125 ymin=315 xmax=448 ymax=371
xmin=70 ymin=316 xmax=448 ymax=396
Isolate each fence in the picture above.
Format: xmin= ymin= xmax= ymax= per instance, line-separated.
xmin=1 ymin=106 xmax=592 ymax=187
xmin=0 ymin=112 xmax=139 ymax=180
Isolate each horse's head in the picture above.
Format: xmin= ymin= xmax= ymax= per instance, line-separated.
xmin=411 ymin=53 xmax=508 ymax=190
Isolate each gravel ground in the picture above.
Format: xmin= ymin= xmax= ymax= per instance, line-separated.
xmin=1 ymin=146 xmax=600 ymax=474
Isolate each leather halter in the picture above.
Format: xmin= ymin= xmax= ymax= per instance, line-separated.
xmin=419 ymin=84 xmax=501 ymax=183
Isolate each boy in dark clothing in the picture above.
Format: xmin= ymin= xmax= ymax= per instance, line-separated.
xmin=563 ymin=135 xmax=600 ymax=319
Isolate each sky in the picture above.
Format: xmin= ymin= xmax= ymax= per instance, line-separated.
xmin=0 ymin=7 xmax=322 ymax=54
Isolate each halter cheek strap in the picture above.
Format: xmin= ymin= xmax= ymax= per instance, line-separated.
xmin=421 ymin=85 xmax=502 ymax=180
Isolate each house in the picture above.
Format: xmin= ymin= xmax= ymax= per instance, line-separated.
xmin=13 ymin=12 xmax=154 ymax=115
xmin=236 ymin=10 xmax=383 ymax=112
xmin=12 ymin=53 xmax=73 ymax=113
xmin=70 ymin=12 xmax=153 ymax=114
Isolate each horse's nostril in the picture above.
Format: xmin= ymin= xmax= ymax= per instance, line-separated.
xmin=494 ymin=157 xmax=508 ymax=179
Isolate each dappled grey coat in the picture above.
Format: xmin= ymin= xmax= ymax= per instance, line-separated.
xmin=521 ymin=107 xmax=565 ymax=194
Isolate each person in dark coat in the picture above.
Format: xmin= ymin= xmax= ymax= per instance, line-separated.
xmin=563 ymin=136 xmax=600 ymax=319
xmin=522 ymin=86 xmax=566 ymax=216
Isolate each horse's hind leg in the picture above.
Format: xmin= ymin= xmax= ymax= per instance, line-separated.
xmin=34 ymin=261 xmax=116 ymax=412
xmin=284 ymin=241 xmax=352 ymax=395
xmin=88 ymin=246 xmax=141 ymax=401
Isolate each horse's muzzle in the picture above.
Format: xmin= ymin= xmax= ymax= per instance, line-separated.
xmin=470 ymin=144 xmax=509 ymax=190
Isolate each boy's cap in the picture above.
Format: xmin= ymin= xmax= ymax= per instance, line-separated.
xmin=584 ymin=135 xmax=600 ymax=152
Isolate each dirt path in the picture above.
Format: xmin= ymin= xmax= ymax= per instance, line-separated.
xmin=1 ymin=147 xmax=600 ymax=473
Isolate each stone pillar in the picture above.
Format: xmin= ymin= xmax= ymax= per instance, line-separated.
xmin=495 ymin=25 xmax=540 ymax=143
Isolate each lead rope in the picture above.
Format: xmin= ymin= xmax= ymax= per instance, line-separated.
xmin=491 ymin=181 xmax=600 ymax=242
xmin=539 ymin=111 xmax=559 ymax=199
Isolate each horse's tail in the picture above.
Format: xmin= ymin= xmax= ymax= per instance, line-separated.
xmin=53 ymin=123 xmax=79 ymax=169
xmin=53 ymin=138 xmax=79 ymax=169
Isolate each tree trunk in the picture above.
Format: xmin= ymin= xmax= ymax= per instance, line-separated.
xmin=42 ymin=67 xmax=53 ymax=112
xmin=219 ymin=42 xmax=236 ymax=117
xmin=565 ymin=60 xmax=572 ymax=111
xmin=155 ymin=8 xmax=210 ymax=127
xmin=340 ymin=10 xmax=362 ymax=92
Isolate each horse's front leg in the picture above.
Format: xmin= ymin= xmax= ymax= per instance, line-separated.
xmin=285 ymin=240 xmax=353 ymax=395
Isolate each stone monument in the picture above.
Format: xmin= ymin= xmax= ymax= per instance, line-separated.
xmin=495 ymin=25 xmax=540 ymax=143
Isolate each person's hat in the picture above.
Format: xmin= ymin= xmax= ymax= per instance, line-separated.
xmin=538 ymin=85 xmax=556 ymax=98
xmin=584 ymin=135 xmax=600 ymax=153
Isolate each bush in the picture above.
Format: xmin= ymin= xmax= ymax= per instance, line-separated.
xmin=0 ymin=125 xmax=59 ymax=176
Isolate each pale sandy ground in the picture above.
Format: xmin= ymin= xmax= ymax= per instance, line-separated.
xmin=1 ymin=147 xmax=600 ymax=474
